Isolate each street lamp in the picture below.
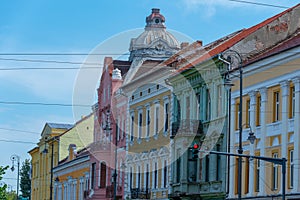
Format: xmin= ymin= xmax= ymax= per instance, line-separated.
xmin=103 ymin=110 xmax=118 ymax=200
xmin=43 ymin=136 xmax=59 ymax=200
xmin=10 ymin=154 xmax=20 ymax=199
xmin=220 ymin=49 xmax=243 ymax=200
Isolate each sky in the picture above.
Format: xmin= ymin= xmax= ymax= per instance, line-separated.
xmin=0 ymin=0 xmax=299 ymax=192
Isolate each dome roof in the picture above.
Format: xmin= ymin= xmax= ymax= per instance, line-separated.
xmin=129 ymin=8 xmax=180 ymax=61
xmin=130 ymin=28 xmax=180 ymax=51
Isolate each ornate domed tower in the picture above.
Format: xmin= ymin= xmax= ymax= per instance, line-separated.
xmin=129 ymin=8 xmax=180 ymax=62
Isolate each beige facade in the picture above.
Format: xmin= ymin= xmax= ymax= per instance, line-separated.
xmin=125 ymin=82 xmax=171 ymax=200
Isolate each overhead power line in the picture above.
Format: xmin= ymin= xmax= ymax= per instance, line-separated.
xmin=0 ymin=139 xmax=35 ymax=144
xmin=227 ymin=0 xmax=289 ymax=9
xmin=0 ymin=57 xmax=101 ymax=66
xmin=0 ymin=67 xmax=102 ymax=71
xmin=0 ymin=127 xmax=39 ymax=135
xmin=0 ymin=53 xmax=130 ymax=56
xmin=0 ymin=101 xmax=91 ymax=108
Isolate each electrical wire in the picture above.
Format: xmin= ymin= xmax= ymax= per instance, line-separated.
xmin=0 ymin=127 xmax=39 ymax=135
xmin=0 ymin=139 xmax=36 ymax=144
xmin=0 ymin=101 xmax=91 ymax=108
xmin=227 ymin=0 xmax=289 ymax=9
xmin=0 ymin=57 xmax=101 ymax=66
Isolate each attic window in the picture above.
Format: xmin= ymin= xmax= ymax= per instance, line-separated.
xmin=140 ymin=92 xmax=143 ymax=97
xmin=132 ymin=95 xmax=134 ymax=100
xmin=157 ymin=85 xmax=160 ymax=90
xmin=155 ymin=18 xmax=160 ymax=24
xmin=148 ymin=88 xmax=151 ymax=93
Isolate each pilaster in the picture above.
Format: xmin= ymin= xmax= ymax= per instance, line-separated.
xmin=258 ymin=87 xmax=267 ymax=196
xmin=292 ymin=77 xmax=300 ymax=192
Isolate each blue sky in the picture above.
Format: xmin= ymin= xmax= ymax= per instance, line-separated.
xmin=0 ymin=0 xmax=299 ymax=192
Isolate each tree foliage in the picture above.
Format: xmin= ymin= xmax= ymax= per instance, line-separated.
xmin=6 ymin=190 xmax=17 ymax=200
xmin=0 ymin=165 xmax=9 ymax=199
xmin=20 ymin=159 xmax=31 ymax=198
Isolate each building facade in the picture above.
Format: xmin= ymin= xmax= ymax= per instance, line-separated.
xmin=53 ymin=145 xmax=90 ymax=200
xmin=29 ymin=123 xmax=73 ymax=200
xmin=89 ymin=57 xmax=131 ymax=199
xmin=227 ymin=4 xmax=300 ymax=199
xmin=118 ymin=8 xmax=183 ymax=200
xmin=168 ymin=47 xmax=229 ymax=200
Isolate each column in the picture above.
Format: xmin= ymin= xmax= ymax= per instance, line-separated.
xmin=228 ymin=98 xmax=236 ymax=198
xmin=292 ymin=77 xmax=300 ymax=192
xmin=280 ymin=81 xmax=289 ymax=196
xmin=258 ymin=87 xmax=267 ymax=196
xmin=248 ymin=91 xmax=257 ymax=196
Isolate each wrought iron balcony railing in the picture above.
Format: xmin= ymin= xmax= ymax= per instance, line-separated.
xmin=171 ymin=119 xmax=203 ymax=138
xmin=130 ymin=188 xmax=150 ymax=199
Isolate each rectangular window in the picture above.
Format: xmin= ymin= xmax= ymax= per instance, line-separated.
xmin=273 ymin=91 xmax=280 ymax=122
xmin=236 ymin=103 xmax=240 ymax=130
xmin=205 ymin=88 xmax=211 ymax=121
xmin=130 ymin=167 xmax=133 ymax=189
xmin=245 ymin=158 xmax=249 ymax=194
xmin=256 ymin=96 xmax=261 ymax=126
xmin=130 ymin=115 xmax=134 ymax=141
xmin=100 ymin=162 xmax=106 ymax=188
xmin=91 ymin=163 xmax=96 ymax=189
xmin=146 ymin=107 xmax=150 ymax=137
xmin=273 ymin=153 xmax=279 ymax=190
xmin=138 ymin=111 xmax=142 ymax=139
xmin=235 ymin=158 xmax=238 ymax=194
xmin=145 ymin=164 xmax=149 ymax=190
xmin=217 ymin=85 xmax=223 ymax=116
xmin=197 ymin=93 xmax=201 ymax=120
xmin=176 ymin=150 xmax=181 ymax=183
xmin=116 ymin=119 xmax=119 ymax=141
xmin=138 ymin=166 xmax=141 ymax=189
xmin=290 ymin=87 xmax=295 ymax=118
xmin=120 ymin=116 xmax=124 ymax=140
xmin=154 ymin=163 xmax=158 ymax=188
xmin=186 ymin=96 xmax=190 ymax=119
xmin=216 ymin=144 xmax=221 ymax=181
xmin=164 ymin=103 xmax=169 ymax=133
xmin=205 ymin=155 xmax=210 ymax=182
xmin=246 ymin=100 xmax=250 ymax=127
xmin=155 ymin=105 xmax=159 ymax=134
xmin=255 ymin=159 xmax=260 ymax=192
xmin=290 ymin=150 xmax=294 ymax=188
xmin=164 ymin=160 xmax=167 ymax=187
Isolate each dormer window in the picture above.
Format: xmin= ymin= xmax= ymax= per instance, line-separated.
xmin=155 ymin=18 xmax=160 ymax=24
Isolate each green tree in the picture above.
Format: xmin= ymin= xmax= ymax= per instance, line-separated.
xmin=6 ymin=190 xmax=17 ymax=200
xmin=20 ymin=159 xmax=31 ymax=199
xmin=0 ymin=165 xmax=9 ymax=199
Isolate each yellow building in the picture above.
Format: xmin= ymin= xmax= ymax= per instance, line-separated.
xmin=116 ymin=8 xmax=182 ymax=199
xmin=29 ymin=113 xmax=94 ymax=200
xmin=227 ymin=4 xmax=300 ymax=199
xmin=29 ymin=123 xmax=73 ymax=200
xmin=53 ymin=144 xmax=90 ymax=200
xmin=59 ymin=114 xmax=94 ymax=161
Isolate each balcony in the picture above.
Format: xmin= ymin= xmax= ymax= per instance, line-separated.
xmin=171 ymin=119 xmax=203 ymax=138
xmin=130 ymin=188 xmax=150 ymax=199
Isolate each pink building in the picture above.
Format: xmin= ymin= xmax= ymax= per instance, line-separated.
xmin=89 ymin=57 xmax=131 ymax=199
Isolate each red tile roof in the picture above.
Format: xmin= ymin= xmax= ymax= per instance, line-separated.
xmin=174 ymin=3 xmax=300 ymax=73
